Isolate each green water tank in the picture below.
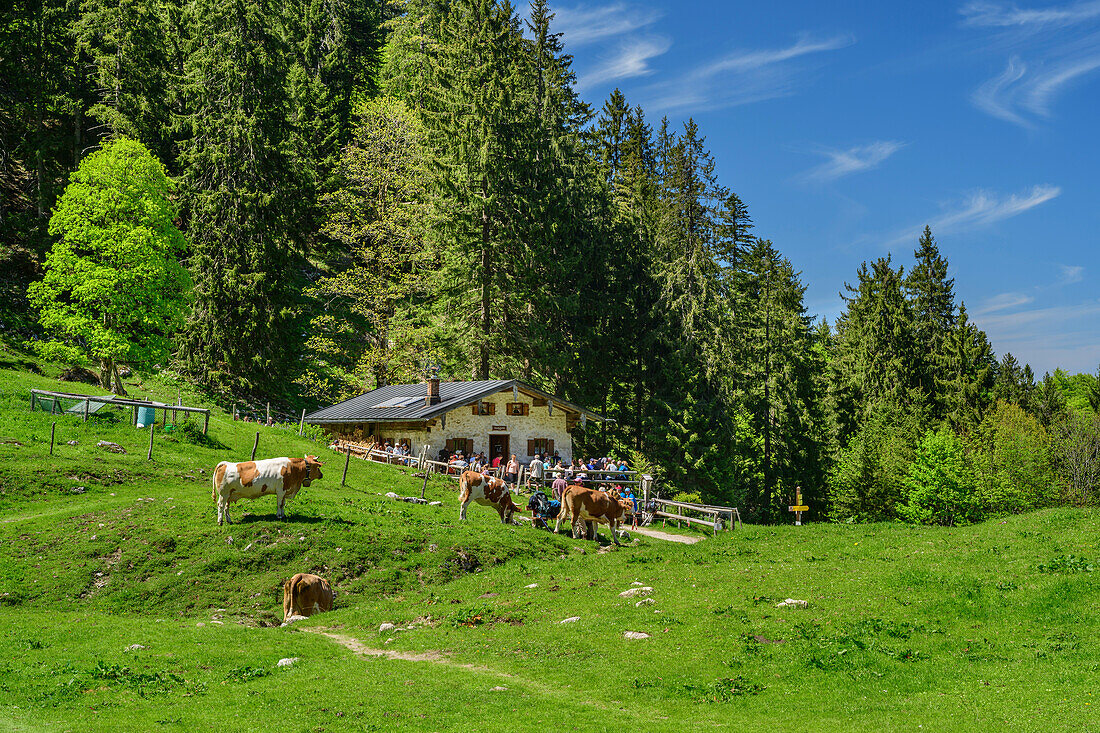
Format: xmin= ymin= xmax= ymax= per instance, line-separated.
xmin=137 ymin=406 xmax=155 ymax=427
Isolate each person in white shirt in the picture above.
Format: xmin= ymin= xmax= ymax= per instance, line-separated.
xmin=529 ymin=454 xmax=544 ymax=488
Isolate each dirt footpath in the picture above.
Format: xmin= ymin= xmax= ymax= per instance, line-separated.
xmin=629 ymin=527 xmax=702 ymax=544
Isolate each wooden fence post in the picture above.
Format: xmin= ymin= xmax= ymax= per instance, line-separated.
xmin=266 ymin=402 xmax=270 ymax=425
xmin=231 ymin=403 xmax=236 ymax=421
xmin=147 ymin=422 xmax=155 ymax=460
xmin=298 ymin=408 xmax=306 ymax=436
xmin=30 ymin=391 xmax=35 ymax=412
xmin=251 ymin=432 xmax=260 ymax=461
xmin=341 ymin=446 xmax=351 ymax=487
xmin=83 ymin=398 xmax=89 ymax=422
xmin=49 ymin=422 xmax=56 ymax=456
xmin=420 ymin=447 xmax=430 ymax=499
xmin=203 ymin=410 xmax=210 ymax=436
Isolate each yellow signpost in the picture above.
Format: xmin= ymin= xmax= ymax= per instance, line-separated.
xmin=788 ymin=486 xmax=808 ymax=526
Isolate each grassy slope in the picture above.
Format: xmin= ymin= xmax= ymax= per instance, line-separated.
xmin=2 ymin=347 xmax=1098 ymax=731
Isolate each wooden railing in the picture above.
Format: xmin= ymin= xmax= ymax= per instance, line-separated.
xmin=651 ymin=498 xmax=742 ymax=535
xmin=30 ymin=388 xmax=211 ymax=434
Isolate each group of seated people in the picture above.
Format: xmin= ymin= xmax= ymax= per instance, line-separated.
xmin=434 ymin=449 xmax=632 ymax=484
xmin=381 ymin=441 xmax=412 ymax=464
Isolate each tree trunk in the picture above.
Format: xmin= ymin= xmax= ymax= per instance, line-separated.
xmin=111 ymin=362 xmax=128 ymax=396
xmin=762 ymin=257 xmax=773 ymax=514
xmin=480 ymin=178 xmax=491 ymax=379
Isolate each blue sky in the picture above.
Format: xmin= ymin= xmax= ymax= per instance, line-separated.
xmin=538 ymin=0 xmax=1100 ymax=375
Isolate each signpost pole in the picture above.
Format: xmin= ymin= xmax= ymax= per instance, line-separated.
xmin=788 ymin=486 xmax=808 ymax=526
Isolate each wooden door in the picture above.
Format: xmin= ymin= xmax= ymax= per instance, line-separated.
xmin=489 ymin=434 xmax=509 ymax=462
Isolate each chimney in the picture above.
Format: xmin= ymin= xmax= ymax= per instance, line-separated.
xmin=426 ymin=377 xmax=441 ymax=406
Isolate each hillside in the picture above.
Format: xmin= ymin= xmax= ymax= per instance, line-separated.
xmin=1 ymin=351 xmax=1098 ymax=731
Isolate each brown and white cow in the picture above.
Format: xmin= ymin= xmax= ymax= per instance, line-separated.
xmin=283 ymin=573 xmax=334 ymax=622
xmin=458 ymin=471 xmax=523 ymax=523
xmin=555 ymin=485 xmax=634 ymax=545
xmin=212 ymin=455 xmax=323 ymax=525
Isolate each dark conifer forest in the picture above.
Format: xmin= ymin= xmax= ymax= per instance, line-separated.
xmin=3 ymin=0 xmax=1098 ymax=520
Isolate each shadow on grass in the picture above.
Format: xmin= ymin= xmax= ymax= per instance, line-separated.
xmin=234 ymin=513 xmax=353 ymax=526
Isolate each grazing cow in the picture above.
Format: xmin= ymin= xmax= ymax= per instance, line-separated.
xmin=212 ymin=455 xmax=323 ymax=525
xmin=555 ymin=485 xmax=634 ymax=546
xmin=458 ymin=471 xmax=523 ymax=523
xmin=283 ymin=573 xmax=334 ymax=622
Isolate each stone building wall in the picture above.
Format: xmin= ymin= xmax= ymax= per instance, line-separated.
xmin=374 ymin=390 xmax=573 ymax=462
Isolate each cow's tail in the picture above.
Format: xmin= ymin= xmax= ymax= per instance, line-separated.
xmin=283 ymin=574 xmax=300 ymax=620
xmin=458 ymin=471 xmax=471 ymax=503
xmin=212 ymin=462 xmax=226 ymax=501
xmin=560 ymin=487 xmax=574 ymax=525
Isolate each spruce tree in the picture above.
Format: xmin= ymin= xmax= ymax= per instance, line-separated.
xmin=940 ymin=303 xmax=995 ymax=430
xmin=417 ymin=0 xmax=529 ymax=380
xmin=830 ymin=256 xmax=923 ymax=443
xmin=175 ymin=0 xmax=302 ymax=395
xmin=904 ymin=225 xmax=955 ymax=417
xmin=76 ymin=0 xmax=173 ymax=162
xmin=994 ymin=352 xmax=1027 ymax=406
xmin=735 ymin=239 xmax=826 ymax=520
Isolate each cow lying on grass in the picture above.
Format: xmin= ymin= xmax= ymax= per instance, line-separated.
xmin=555 ymin=485 xmax=634 ymax=546
xmin=283 ymin=573 xmax=334 ymax=622
xmin=458 ymin=471 xmax=523 ymax=523
xmin=212 ymin=455 xmax=323 ymax=525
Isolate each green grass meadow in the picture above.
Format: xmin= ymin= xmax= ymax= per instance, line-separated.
xmin=1 ymin=347 xmax=1098 ymax=731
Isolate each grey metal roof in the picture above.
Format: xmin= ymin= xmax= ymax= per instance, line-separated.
xmin=304 ymin=379 xmax=605 ymax=425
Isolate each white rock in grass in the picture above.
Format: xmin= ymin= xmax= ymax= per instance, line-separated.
xmin=379 ymin=623 xmax=397 ymax=633
xmin=125 ymin=644 xmax=146 ymax=651
xmin=277 ymin=657 xmax=299 ymax=668
xmin=196 ymin=622 xmax=206 ymax=628
xmin=635 ymin=598 xmax=655 ymax=607
xmin=623 ymin=631 xmax=650 ymax=640
xmin=619 ymin=587 xmax=652 ymax=598
xmin=525 ymin=583 xmax=538 ymax=588
xmin=385 ymin=492 xmax=399 ymax=499
xmin=490 ymin=686 xmax=508 ymax=692
xmin=775 ymin=598 xmax=808 ymax=609
xmin=560 ymin=616 xmax=581 ymax=624
xmin=631 ymin=581 xmax=644 ymax=586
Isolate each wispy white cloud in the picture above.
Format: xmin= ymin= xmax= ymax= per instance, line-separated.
xmin=575 ymin=36 xmax=671 ymax=90
xmin=1059 ymin=264 xmax=1086 ymax=283
xmin=798 ymin=141 xmax=906 ymax=183
xmin=977 ymin=291 xmax=1036 ymax=314
xmin=973 ymin=53 xmax=1100 ymax=126
xmin=643 ymin=33 xmax=854 ymax=113
xmin=549 ymin=2 xmax=663 ymax=47
xmin=963 ymin=2 xmax=1100 ymax=126
xmin=973 ymin=56 xmax=1033 ymax=125
xmin=961 ymin=0 xmax=1100 ymax=28
xmin=881 ymin=184 xmax=1060 ymax=249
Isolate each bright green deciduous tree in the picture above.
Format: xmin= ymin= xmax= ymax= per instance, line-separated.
xmin=972 ymin=401 xmax=1057 ymax=514
xmin=899 ymin=428 xmax=981 ymax=526
xmin=27 ymin=137 xmax=190 ymax=393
